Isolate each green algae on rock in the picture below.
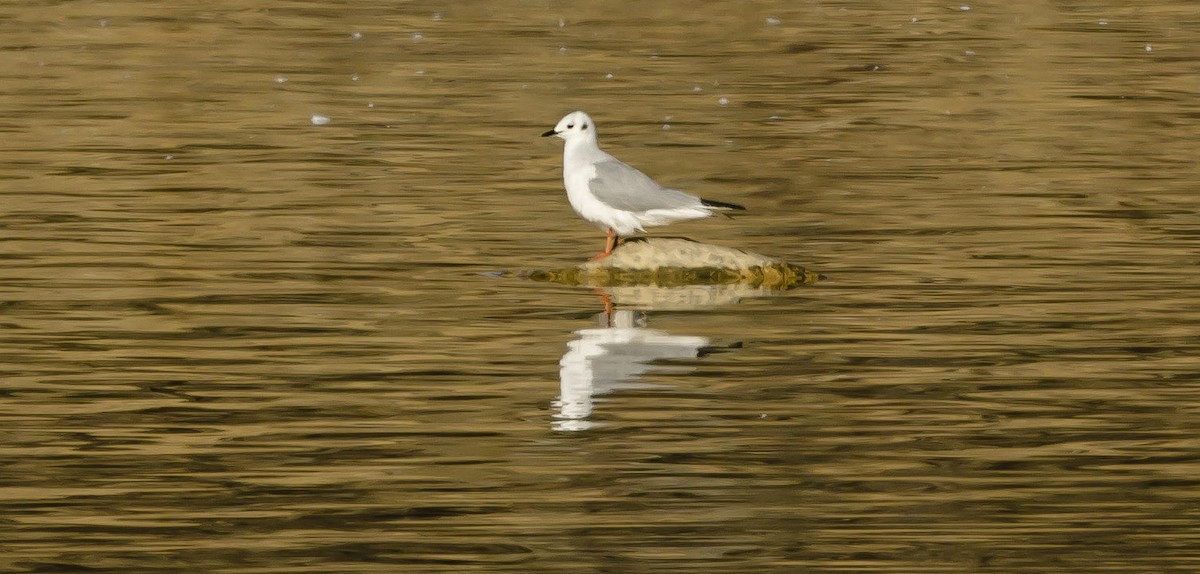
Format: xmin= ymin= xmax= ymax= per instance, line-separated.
xmin=526 ymin=237 xmax=821 ymax=289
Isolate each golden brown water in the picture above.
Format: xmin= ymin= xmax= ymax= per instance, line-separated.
xmin=2 ymin=1 xmax=1198 ymax=572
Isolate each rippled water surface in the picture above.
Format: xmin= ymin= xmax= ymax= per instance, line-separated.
xmin=2 ymin=1 xmax=1198 ymax=572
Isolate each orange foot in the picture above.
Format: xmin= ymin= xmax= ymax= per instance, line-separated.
xmin=591 ymin=229 xmax=618 ymax=261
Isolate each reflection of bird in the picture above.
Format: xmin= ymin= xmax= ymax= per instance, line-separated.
xmin=554 ymin=310 xmax=710 ymax=432
xmin=542 ymin=111 xmax=745 ymax=259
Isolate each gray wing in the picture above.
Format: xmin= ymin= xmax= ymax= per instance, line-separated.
xmin=588 ymin=159 xmax=703 ymax=213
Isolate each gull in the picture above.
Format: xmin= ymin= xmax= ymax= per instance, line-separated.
xmin=542 ymin=111 xmax=745 ymax=259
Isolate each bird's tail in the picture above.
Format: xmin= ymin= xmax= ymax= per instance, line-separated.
xmin=701 ymin=198 xmax=746 ymax=211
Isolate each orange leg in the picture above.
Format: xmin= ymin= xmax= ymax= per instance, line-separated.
xmin=590 ymin=229 xmax=619 ymax=260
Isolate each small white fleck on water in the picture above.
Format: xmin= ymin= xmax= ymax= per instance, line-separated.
xmin=311 ymin=114 xmax=331 ymax=126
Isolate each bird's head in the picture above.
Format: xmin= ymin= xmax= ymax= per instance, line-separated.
xmin=541 ymin=110 xmax=596 ymax=143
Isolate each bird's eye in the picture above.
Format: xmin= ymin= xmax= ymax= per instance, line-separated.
xmin=582 ymin=123 xmax=588 ymax=130
xmin=567 ymin=123 xmax=575 ymax=129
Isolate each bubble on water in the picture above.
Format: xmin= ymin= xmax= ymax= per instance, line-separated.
xmin=350 ymin=31 xmax=363 ymax=40
xmin=274 ymin=74 xmax=288 ymax=84
xmin=662 ymin=124 xmax=671 ymax=130
xmin=350 ymin=73 xmax=360 ymax=81
xmin=164 ymin=155 xmax=174 ymax=160
xmin=415 ymin=69 xmax=425 ymax=76
xmin=310 ymin=114 xmax=331 ymax=126
xmin=605 ymin=72 xmax=613 ymax=79
xmin=693 ymin=85 xmax=703 ymax=93
xmin=432 ymin=12 xmax=443 ymax=21
xmin=959 ymin=5 xmax=971 ymax=10
xmin=718 ymin=97 xmax=730 ymax=106
xmin=765 ymin=17 xmax=781 ymax=26
xmin=1098 ymin=19 xmax=1108 ymax=26
xmin=558 ymin=18 xmax=566 ymax=28
xmin=99 ymin=19 xmax=109 ymax=27
xmin=912 ymin=17 xmax=919 ymax=23
xmin=964 ymin=49 xmax=976 ymax=56
xmin=559 ymin=46 xmax=568 ymax=53
xmin=367 ymin=101 xmax=375 ymax=109
xmin=412 ymin=32 xmax=423 ymax=42
xmin=1144 ymin=44 xmax=1152 ymax=52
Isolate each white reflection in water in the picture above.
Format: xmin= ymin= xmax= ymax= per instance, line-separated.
xmin=554 ymin=309 xmax=709 ymax=432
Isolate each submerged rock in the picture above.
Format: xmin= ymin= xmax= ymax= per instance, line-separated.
xmin=526 ymin=237 xmax=821 ymax=289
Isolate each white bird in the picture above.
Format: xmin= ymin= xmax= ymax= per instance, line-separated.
xmin=542 ymin=111 xmax=745 ymax=259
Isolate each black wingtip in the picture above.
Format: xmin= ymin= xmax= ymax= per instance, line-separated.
xmin=701 ymin=198 xmax=747 ymax=211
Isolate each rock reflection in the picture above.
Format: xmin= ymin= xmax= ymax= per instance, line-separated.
xmin=554 ymin=309 xmax=710 ymax=432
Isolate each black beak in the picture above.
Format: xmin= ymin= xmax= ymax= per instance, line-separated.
xmin=541 ymin=129 xmax=558 ymax=137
